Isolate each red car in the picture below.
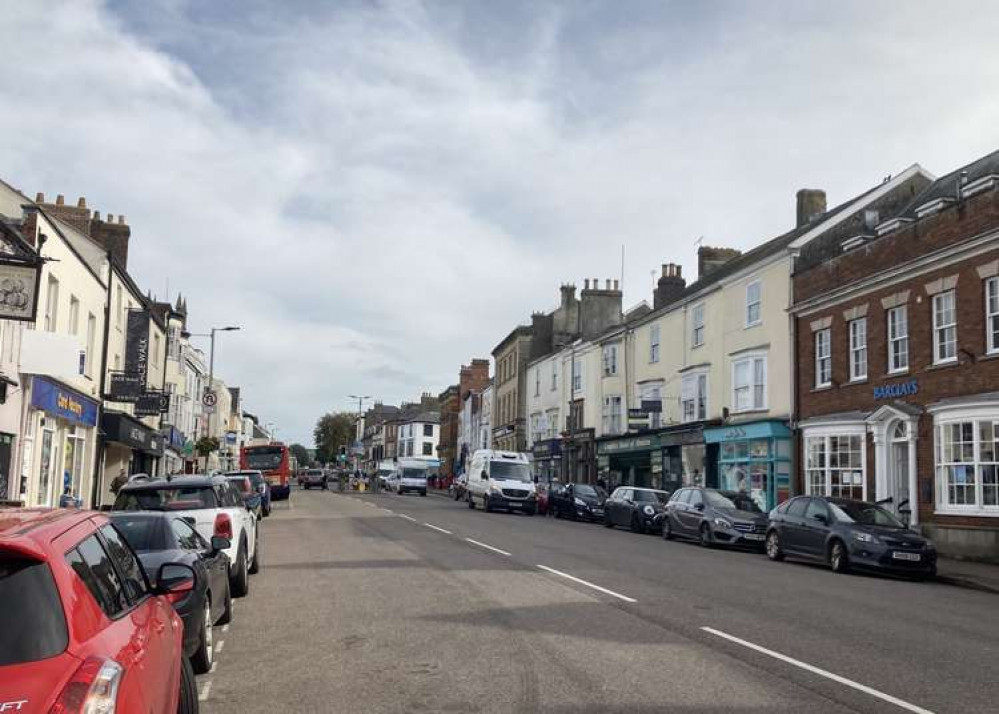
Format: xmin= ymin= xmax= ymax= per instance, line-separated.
xmin=0 ymin=508 xmax=199 ymax=713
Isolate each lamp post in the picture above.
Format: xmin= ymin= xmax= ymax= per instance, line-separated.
xmin=348 ymin=395 xmax=371 ymax=472
xmin=183 ymin=326 xmax=240 ymax=466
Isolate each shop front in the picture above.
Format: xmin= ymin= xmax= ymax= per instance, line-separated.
xmin=100 ymin=411 xmax=164 ymax=500
xmin=160 ymin=425 xmax=187 ymax=475
xmin=597 ymin=433 xmax=658 ymax=490
xmin=532 ymin=438 xmax=562 ymax=487
xmin=660 ymin=423 xmax=718 ymax=495
xmin=563 ymin=428 xmax=596 ymax=484
xmin=704 ymin=420 xmax=792 ymax=512
xmin=24 ymin=376 xmax=100 ymax=508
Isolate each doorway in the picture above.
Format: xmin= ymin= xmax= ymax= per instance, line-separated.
xmin=889 ymin=421 xmax=912 ymax=523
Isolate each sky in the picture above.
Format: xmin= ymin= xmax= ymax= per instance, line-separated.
xmin=1 ymin=0 xmax=998 ymax=445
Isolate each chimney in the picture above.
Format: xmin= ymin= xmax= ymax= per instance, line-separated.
xmin=35 ymin=192 xmax=44 ymax=203
xmin=796 ymin=189 xmax=827 ymax=227
xmin=77 ymin=197 xmax=87 ymax=208
xmin=584 ymin=279 xmax=590 ymax=289
xmin=559 ymin=283 xmax=576 ymax=307
xmin=55 ymin=194 xmax=65 ymax=206
xmin=697 ymin=246 xmax=742 ymax=279
xmin=89 ymin=210 xmax=131 ymax=268
xmin=654 ymin=263 xmax=686 ymax=309
xmin=36 ymin=191 xmax=92 ymax=235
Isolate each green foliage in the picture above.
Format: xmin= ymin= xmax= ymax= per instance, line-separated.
xmin=195 ymin=436 xmax=220 ymax=457
xmin=288 ymin=442 xmax=310 ymax=467
xmin=313 ymin=412 xmax=355 ymax=464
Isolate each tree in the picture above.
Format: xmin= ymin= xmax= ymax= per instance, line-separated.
xmin=313 ymin=412 xmax=356 ymax=464
xmin=289 ymin=443 xmax=310 ymax=467
xmin=195 ymin=436 xmax=220 ymax=472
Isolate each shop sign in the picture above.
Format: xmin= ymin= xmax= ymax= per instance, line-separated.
xmin=598 ymin=434 xmax=658 ymax=454
xmin=873 ymin=379 xmax=918 ymax=400
xmin=102 ymin=411 xmax=161 ymax=453
xmin=532 ymin=439 xmax=562 ymax=458
xmin=31 ymin=377 xmax=98 ymax=428
xmin=124 ymin=309 xmax=151 ymax=381
xmin=0 ymin=260 xmax=41 ymax=322
xmin=160 ymin=426 xmax=186 ymax=451
xmin=226 ymin=431 xmax=238 ymax=445
xmin=493 ymin=425 xmax=514 ymax=438
xmin=134 ymin=391 xmax=169 ymax=417
xmin=725 ymin=427 xmax=747 ymax=440
xmin=108 ymin=372 xmax=144 ymax=402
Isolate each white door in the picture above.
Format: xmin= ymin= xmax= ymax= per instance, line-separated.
xmin=889 ymin=421 xmax=912 ymax=523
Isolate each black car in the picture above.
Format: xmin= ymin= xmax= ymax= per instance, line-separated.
xmin=660 ymin=487 xmax=768 ymax=549
xmin=226 ymin=470 xmax=271 ymax=517
xmin=550 ymin=483 xmax=607 ymax=521
xmin=110 ymin=512 xmax=233 ymax=674
xmin=765 ymin=496 xmax=937 ymax=579
xmin=603 ymin=487 xmax=670 ymax=533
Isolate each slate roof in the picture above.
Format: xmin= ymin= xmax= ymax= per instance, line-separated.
xmin=898 ymin=148 xmax=999 ymax=219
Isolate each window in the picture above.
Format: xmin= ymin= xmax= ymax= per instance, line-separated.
xmin=688 ymin=489 xmax=703 ymax=507
xmin=423 ymin=424 xmax=433 ymax=437
xmin=545 ymin=408 xmax=560 ymax=438
xmin=572 ymin=359 xmax=582 ymax=392
xmin=602 ymin=396 xmax=622 ymax=435
xmin=551 ymin=360 xmax=557 ymax=391
xmin=99 ymin=526 xmax=148 ymax=604
xmin=888 ymin=306 xmax=909 ymax=372
xmin=805 ymin=499 xmax=829 ymax=522
xmin=602 ymin=344 xmax=618 ymax=376
xmin=534 ymin=367 xmax=540 ymax=396
xmin=815 ymin=328 xmax=831 ymax=387
xmin=115 ymin=285 xmax=123 ymax=329
xmin=804 ymin=434 xmax=865 ymax=500
xmin=692 ymin=304 xmax=705 ymax=347
xmin=933 ymin=290 xmax=957 ymax=364
xmin=169 ymin=324 xmax=181 ymax=361
xmin=152 ymin=333 xmax=161 ymax=366
xmin=681 ymin=373 xmax=707 ymax=422
xmin=422 ymin=442 xmax=433 ymax=456
xmin=68 ymin=296 xmax=80 ymax=336
xmin=530 ymin=413 xmax=544 ymax=444
xmin=83 ymin=314 xmax=96 ymax=378
xmin=649 ymin=324 xmax=660 ymax=363
xmin=936 ymin=418 xmax=999 ymax=512
xmin=985 ymin=278 xmax=999 ymax=355
xmin=171 ymin=519 xmax=203 ymax=551
xmin=44 ymin=276 xmax=59 ymax=332
xmin=66 ymin=535 xmax=128 ymax=618
xmin=638 ymin=383 xmax=663 ymax=429
xmin=849 ymin=318 xmax=867 ymax=381
xmin=732 ymin=355 xmax=767 ymax=412
xmin=746 ymin=281 xmax=762 ymax=327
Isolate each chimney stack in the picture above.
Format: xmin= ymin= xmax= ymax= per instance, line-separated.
xmin=654 ymin=263 xmax=686 ymax=309
xmin=55 ymin=194 xmax=65 ymax=206
xmin=584 ymin=279 xmax=590 ymax=289
xmin=796 ymin=189 xmax=827 ymax=227
xmin=35 ymin=191 xmax=93 ymax=235
xmin=697 ymin=246 xmax=742 ymax=279
xmin=35 ymin=192 xmax=44 ymax=203
xmin=77 ymin=197 xmax=87 ymax=208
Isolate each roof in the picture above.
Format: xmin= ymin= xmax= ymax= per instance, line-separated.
xmin=401 ymin=411 xmax=440 ymax=425
xmin=119 ymin=474 xmax=221 ymax=491
xmin=492 ymin=324 xmax=533 ymax=356
xmin=898 ymin=148 xmax=999 ymax=220
xmin=0 ymin=508 xmax=96 ymax=555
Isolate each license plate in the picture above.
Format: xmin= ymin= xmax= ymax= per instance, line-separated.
xmin=743 ymin=534 xmax=764 ymax=541
xmin=892 ymin=552 xmax=921 ymax=562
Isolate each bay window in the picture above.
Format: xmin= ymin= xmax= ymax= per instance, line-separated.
xmin=935 ymin=413 xmax=999 ymax=513
xmin=804 ymin=433 xmax=865 ymax=500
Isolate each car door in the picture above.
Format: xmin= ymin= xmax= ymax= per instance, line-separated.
xmin=666 ymin=489 xmax=687 ymax=534
xmin=683 ymin=489 xmax=707 ymax=535
xmin=613 ymin=489 xmax=632 ymax=525
xmin=779 ymin=497 xmax=811 ymax=554
xmin=800 ymin=499 xmax=833 ymax=558
xmin=172 ymin=518 xmax=225 ymax=621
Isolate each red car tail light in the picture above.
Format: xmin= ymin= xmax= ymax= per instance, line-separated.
xmin=50 ymin=657 xmax=122 ymax=713
xmin=214 ymin=513 xmax=233 ymax=540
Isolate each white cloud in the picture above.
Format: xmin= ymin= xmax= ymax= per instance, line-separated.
xmin=2 ymin=0 xmax=998 ymax=443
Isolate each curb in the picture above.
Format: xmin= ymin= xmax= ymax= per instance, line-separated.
xmin=935 ymin=573 xmax=999 ymax=595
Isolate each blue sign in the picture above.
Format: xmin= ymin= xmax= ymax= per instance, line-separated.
xmin=161 ymin=425 xmax=186 ymax=450
xmin=873 ymin=379 xmax=918 ymax=400
xmin=31 ymin=377 xmax=99 ymax=427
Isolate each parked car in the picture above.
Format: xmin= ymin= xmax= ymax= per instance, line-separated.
xmin=226 ymin=470 xmax=271 ymax=517
xmin=660 ymin=487 xmax=768 ymax=549
xmin=300 ymin=468 xmax=327 ymax=490
xmin=113 ymin=474 xmax=259 ymax=597
xmin=224 ymin=474 xmax=264 ymax=519
xmin=603 ymin=486 xmax=670 ymax=533
xmin=450 ymin=472 xmax=468 ymax=501
xmin=549 ymin=483 xmax=607 ymax=521
xmin=111 ymin=512 xmax=232 ymax=674
xmin=765 ymin=496 xmax=937 ymax=578
xmin=466 ymin=449 xmax=537 ymax=515
xmin=0 ymin=508 xmax=199 ymax=713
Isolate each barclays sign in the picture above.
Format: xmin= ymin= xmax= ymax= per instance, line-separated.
xmin=873 ymin=379 xmax=918 ymax=400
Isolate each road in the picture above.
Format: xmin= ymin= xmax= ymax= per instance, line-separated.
xmin=199 ymin=488 xmax=998 ymax=714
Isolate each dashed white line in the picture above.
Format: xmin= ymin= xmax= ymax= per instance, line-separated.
xmin=398 ymin=514 xmax=417 ymax=522
xmin=382 ymin=508 xmax=394 ymax=514
xmin=424 ymin=523 xmax=453 ymax=535
xmin=536 ymin=564 xmax=637 ymax=603
xmin=465 ymin=538 xmax=512 ymax=556
xmin=701 ymin=627 xmax=934 ymax=714
xmin=198 ymin=681 xmax=212 ymax=702
xmin=215 ymin=640 xmax=225 ymax=653
xmin=209 ymin=661 xmax=218 ymax=674
xmin=221 ymin=624 xmax=229 ymax=633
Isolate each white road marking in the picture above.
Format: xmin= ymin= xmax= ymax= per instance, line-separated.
xmin=424 ymin=523 xmax=453 ymax=535
xmin=536 ymin=564 xmax=637 ymax=603
xmin=382 ymin=508 xmax=394 ymax=514
xmin=398 ymin=514 xmax=417 ymax=522
xmin=465 ymin=538 xmax=511 ymax=556
xmin=198 ymin=681 xmax=212 ymax=702
xmin=209 ymin=662 xmax=218 ymax=674
xmin=222 ymin=624 xmax=229 ymax=633
xmin=215 ymin=640 xmax=225 ymax=653
xmin=701 ymin=627 xmax=935 ymax=714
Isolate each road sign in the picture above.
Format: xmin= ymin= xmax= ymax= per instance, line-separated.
xmin=202 ymin=390 xmax=217 ymax=408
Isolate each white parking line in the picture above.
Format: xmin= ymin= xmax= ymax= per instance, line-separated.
xmin=701 ymin=627 xmax=934 ymax=714
xmin=209 ymin=662 xmax=218 ymax=674
xmin=536 ymin=564 xmax=637 ymax=603
xmin=382 ymin=508 xmax=394 ymax=514
xmin=222 ymin=624 xmax=229 ymax=633
xmin=398 ymin=514 xmax=417 ymax=522
xmin=465 ymin=538 xmax=511 ymax=556
xmin=198 ymin=681 xmax=212 ymax=702
xmin=215 ymin=640 xmax=225 ymax=653
xmin=424 ymin=523 xmax=453 ymax=535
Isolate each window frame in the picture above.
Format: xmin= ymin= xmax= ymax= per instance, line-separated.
xmin=932 ymin=290 xmax=958 ymax=365
xmin=815 ymin=328 xmax=832 ymax=388
xmin=887 ymin=305 xmax=909 ymax=374
xmin=680 ymin=372 xmax=707 ymax=423
xmin=691 ymin=303 xmax=705 ymax=347
xmin=731 ymin=353 xmax=767 ymax=413
xmin=602 ymin=395 xmax=623 ymax=436
xmin=849 ymin=318 xmax=867 ymax=382
xmin=649 ymin=324 xmax=660 ymax=363
xmin=745 ymin=280 xmax=762 ymax=327
xmin=803 ymin=430 xmax=867 ymax=502
xmin=602 ymin=343 xmax=619 ymax=377
xmin=933 ymin=409 xmax=999 ymax=516
xmin=987 ymin=278 xmax=999 ymax=355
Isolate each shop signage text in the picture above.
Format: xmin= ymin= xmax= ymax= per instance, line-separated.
xmin=31 ymin=377 xmax=99 ymax=428
xmin=134 ymin=391 xmax=170 ymax=417
xmin=599 ymin=435 xmax=657 ymax=454
xmin=108 ymin=372 xmax=143 ymax=402
xmin=125 ymin=310 xmax=151 ymax=380
xmin=873 ymin=379 xmax=918 ymax=400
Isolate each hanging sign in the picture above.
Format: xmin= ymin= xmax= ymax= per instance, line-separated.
xmin=108 ymin=372 xmax=144 ymax=402
xmin=134 ymin=391 xmax=169 ymax=417
xmin=124 ymin=309 xmax=151 ymax=380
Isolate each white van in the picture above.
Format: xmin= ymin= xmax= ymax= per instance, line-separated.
xmin=466 ymin=449 xmax=537 ymax=515
xmin=391 ymin=459 xmax=429 ymax=496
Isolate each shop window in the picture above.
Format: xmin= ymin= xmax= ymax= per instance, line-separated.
xmin=849 ymin=318 xmax=867 ymax=381
xmin=746 ymin=281 xmax=762 ymax=327
xmin=815 ymin=329 xmax=831 ymax=387
xmin=887 ymin=305 xmax=909 ymax=373
xmin=692 ymin=304 xmax=705 ymax=347
xmin=649 ymin=324 xmax=660 ymax=363
xmin=804 ymin=434 xmax=865 ymax=500
xmin=986 ymin=278 xmax=999 ymax=354
xmin=732 ymin=355 xmax=766 ymax=412
xmin=936 ymin=419 xmax=999 ymax=512
xmin=933 ymin=290 xmax=957 ymax=364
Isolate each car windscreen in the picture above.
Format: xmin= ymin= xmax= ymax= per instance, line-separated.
xmin=226 ymin=477 xmax=252 ymax=493
xmin=401 ymin=469 xmax=426 ymax=479
xmin=633 ymin=490 xmax=668 ymax=504
xmin=109 ymin=515 xmax=168 ymax=551
xmin=828 ymin=501 xmax=905 ymax=528
xmin=244 ymin=449 xmax=283 ymax=470
xmin=706 ymin=490 xmax=763 ymax=513
xmin=114 ymin=486 xmax=218 ymax=511
xmin=490 ymin=462 xmax=532 ymax=482
xmin=245 ymin=473 xmax=265 ymax=488
xmin=306 ymin=470 xmax=324 ymax=477
xmin=573 ymin=485 xmax=604 ymax=499
xmin=0 ymin=552 xmax=68 ymax=665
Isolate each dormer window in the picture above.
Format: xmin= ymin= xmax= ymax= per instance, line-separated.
xmin=915 ymin=197 xmax=955 ymax=219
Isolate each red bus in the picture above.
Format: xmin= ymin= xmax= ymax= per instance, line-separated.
xmin=240 ymin=443 xmax=292 ymax=500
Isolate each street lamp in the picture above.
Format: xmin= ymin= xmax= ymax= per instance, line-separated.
xmin=182 ymin=326 xmax=241 ymax=401
xmin=348 ymin=395 xmax=371 ymax=471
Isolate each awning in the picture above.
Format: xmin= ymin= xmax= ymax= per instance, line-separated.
xmin=102 ymin=411 xmax=163 ymax=456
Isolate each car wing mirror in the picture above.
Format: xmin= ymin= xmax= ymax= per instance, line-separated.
xmin=156 ymin=563 xmax=196 ymax=595
xmin=694 ymin=502 xmax=705 ymax=511
xmin=481 ymin=471 xmax=488 ymax=480
xmin=812 ymin=513 xmax=828 ymax=524
xmin=210 ymin=535 xmax=231 ymax=552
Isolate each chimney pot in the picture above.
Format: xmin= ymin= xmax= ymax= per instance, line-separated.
xmin=676 ymin=265 xmax=682 ymax=278
xmin=118 ymin=215 xmax=125 ymax=225
xmin=77 ymin=197 xmax=87 ymax=208
xmin=605 ymin=279 xmax=610 ymax=290
xmin=796 ymin=189 xmax=827 ymax=227
xmin=93 ymin=211 xmax=101 ymax=221
xmin=613 ymin=279 xmax=619 ymax=290
xmin=35 ymin=192 xmax=44 ymax=203
xmin=55 ymin=194 xmax=65 ymax=206
xmin=584 ymin=279 xmax=590 ymax=289
xmin=107 ymin=214 xmax=114 ymax=224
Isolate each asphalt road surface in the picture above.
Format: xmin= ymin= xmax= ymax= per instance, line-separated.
xmin=199 ymin=488 xmax=998 ymax=714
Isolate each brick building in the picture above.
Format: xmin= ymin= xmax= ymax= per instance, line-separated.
xmin=792 ymin=150 xmax=999 ymax=561
xmin=436 ymin=385 xmax=459 ymax=481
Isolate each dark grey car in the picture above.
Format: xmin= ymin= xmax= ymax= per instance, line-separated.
xmin=660 ymin=488 xmax=768 ymax=549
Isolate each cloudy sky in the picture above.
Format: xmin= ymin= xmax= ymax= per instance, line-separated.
xmin=2 ymin=1 xmax=997 ymax=445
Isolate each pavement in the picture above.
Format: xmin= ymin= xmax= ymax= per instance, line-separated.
xmin=199 ymin=488 xmax=999 ymax=714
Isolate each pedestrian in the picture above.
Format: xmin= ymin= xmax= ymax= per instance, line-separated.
xmin=58 ymin=486 xmax=78 ymax=508
xmin=110 ymin=468 xmax=128 ymax=495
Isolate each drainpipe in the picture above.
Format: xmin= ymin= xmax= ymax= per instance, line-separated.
xmin=788 ymin=250 xmax=800 ymax=499
xmin=89 ymin=253 xmax=113 ymax=508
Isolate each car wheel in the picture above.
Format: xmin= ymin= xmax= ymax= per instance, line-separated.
xmin=191 ymin=597 xmax=214 ymax=674
xmin=483 ymin=496 xmax=492 ymax=513
xmin=765 ymin=530 xmax=785 ymax=561
xmin=467 ymin=492 xmax=475 ymax=509
xmin=178 ymin=652 xmax=199 ymax=714
xmin=216 ymin=579 xmax=233 ymax=625
xmin=249 ymin=533 xmax=260 ymax=575
xmin=829 ymin=540 xmax=850 ymax=574
xmin=420 ymin=491 xmax=427 ymax=497
xmin=604 ymin=513 xmax=614 ymax=528
xmin=630 ymin=513 xmax=645 ymax=534
xmin=230 ymin=544 xmax=250 ymax=597
xmin=662 ymin=517 xmax=673 ymax=541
